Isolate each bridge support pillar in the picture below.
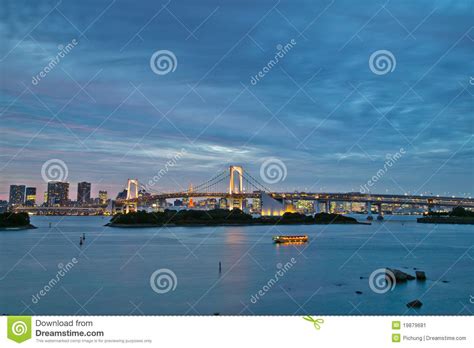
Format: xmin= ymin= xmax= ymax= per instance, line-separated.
xmin=377 ymin=203 xmax=384 ymax=221
xmin=367 ymin=202 xmax=373 ymax=221
xmin=325 ymin=201 xmax=331 ymax=213
xmin=314 ymin=200 xmax=320 ymax=214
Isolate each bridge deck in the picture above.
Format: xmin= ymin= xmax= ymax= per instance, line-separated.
xmin=119 ymin=192 xmax=474 ymax=208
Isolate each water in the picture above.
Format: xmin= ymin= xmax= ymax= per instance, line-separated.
xmin=0 ymin=215 xmax=473 ymax=315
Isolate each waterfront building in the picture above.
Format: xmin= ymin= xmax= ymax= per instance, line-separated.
xmin=203 ymin=198 xmax=217 ymax=209
xmin=47 ymin=181 xmax=69 ymax=206
xmin=77 ymin=182 xmax=92 ymax=205
xmin=99 ymin=190 xmax=108 ymax=204
xmin=9 ymin=185 xmax=25 ymax=206
xmin=25 ymin=187 xmax=37 ymax=206
xmin=219 ymin=198 xmax=227 ymax=209
xmin=260 ymin=193 xmax=295 ymax=216
xmin=252 ymin=197 xmax=261 ymax=212
xmin=0 ymin=200 xmax=8 ymax=213
xmin=296 ymin=200 xmax=314 ymax=214
xmin=182 ymin=197 xmax=189 ymax=207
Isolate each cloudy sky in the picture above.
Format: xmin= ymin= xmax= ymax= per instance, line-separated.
xmin=0 ymin=0 xmax=473 ymax=201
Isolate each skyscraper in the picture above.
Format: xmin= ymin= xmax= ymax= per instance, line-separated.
xmin=47 ymin=182 xmax=69 ymax=206
xmin=99 ymin=190 xmax=108 ymax=204
xmin=9 ymin=185 xmax=25 ymax=206
xmin=77 ymin=182 xmax=92 ymax=205
xmin=25 ymin=187 xmax=37 ymax=206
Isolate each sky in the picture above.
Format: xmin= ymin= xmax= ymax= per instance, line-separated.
xmin=0 ymin=0 xmax=473 ymax=202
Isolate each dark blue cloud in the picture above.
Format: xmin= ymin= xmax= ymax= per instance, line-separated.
xmin=0 ymin=0 xmax=473 ymax=200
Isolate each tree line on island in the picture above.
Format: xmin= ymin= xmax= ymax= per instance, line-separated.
xmin=107 ymin=209 xmax=360 ymax=227
xmin=0 ymin=212 xmax=35 ymax=229
xmin=417 ymin=206 xmax=474 ymax=224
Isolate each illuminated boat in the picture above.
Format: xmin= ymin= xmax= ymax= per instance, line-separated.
xmin=272 ymin=235 xmax=309 ymax=244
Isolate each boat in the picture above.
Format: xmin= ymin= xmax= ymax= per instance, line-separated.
xmin=272 ymin=235 xmax=309 ymax=244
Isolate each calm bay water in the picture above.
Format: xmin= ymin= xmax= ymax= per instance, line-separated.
xmin=0 ymin=215 xmax=473 ymax=315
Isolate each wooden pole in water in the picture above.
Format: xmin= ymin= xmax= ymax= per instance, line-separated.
xmin=82 ymin=233 xmax=85 ymax=240
xmin=79 ymin=236 xmax=83 ymax=246
xmin=219 ymin=261 xmax=222 ymax=273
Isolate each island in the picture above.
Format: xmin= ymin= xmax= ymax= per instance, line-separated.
xmin=0 ymin=212 xmax=37 ymax=230
xmin=106 ymin=209 xmax=364 ymax=227
xmin=417 ymin=207 xmax=474 ymax=225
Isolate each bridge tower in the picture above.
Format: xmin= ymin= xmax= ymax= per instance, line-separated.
xmin=229 ymin=166 xmax=243 ymax=194
xmin=125 ymin=179 xmax=139 ymax=214
xmin=229 ymin=166 xmax=244 ymax=210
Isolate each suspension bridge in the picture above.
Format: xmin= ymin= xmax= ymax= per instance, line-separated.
xmin=116 ymin=165 xmax=474 ymax=215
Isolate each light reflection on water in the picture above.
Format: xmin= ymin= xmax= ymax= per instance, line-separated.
xmin=0 ymin=215 xmax=472 ymax=315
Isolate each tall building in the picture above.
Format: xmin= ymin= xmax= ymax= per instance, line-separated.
xmin=25 ymin=187 xmax=37 ymax=206
xmin=116 ymin=189 xmax=127 ymax=200
xmin=99 ymin=190 xmax=108 ymax=204
xmin=9 ymin=185 xmax=25 ymax=206
xmin=77 ymin=182 xmax=92 ymax=205
xmin=47 ymin=182 xmax=69 ymax=206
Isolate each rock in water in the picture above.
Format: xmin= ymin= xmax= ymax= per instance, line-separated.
xmin=386 ymin=268 xmax=415 ymax=283
xmin=415 ymin=271 xmax=426 ymax=281
xmin=406 ymin=300 xmax=423 ymax=308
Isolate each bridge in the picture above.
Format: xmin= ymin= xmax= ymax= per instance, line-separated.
xmin=116 ymin=165 xmax=474 ymax=215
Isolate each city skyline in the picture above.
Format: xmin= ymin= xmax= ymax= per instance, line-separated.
xmin=4 ymin=181 xmax=108 ymax=205
xmin=1 ymin=0 xmax=473 ymax=201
